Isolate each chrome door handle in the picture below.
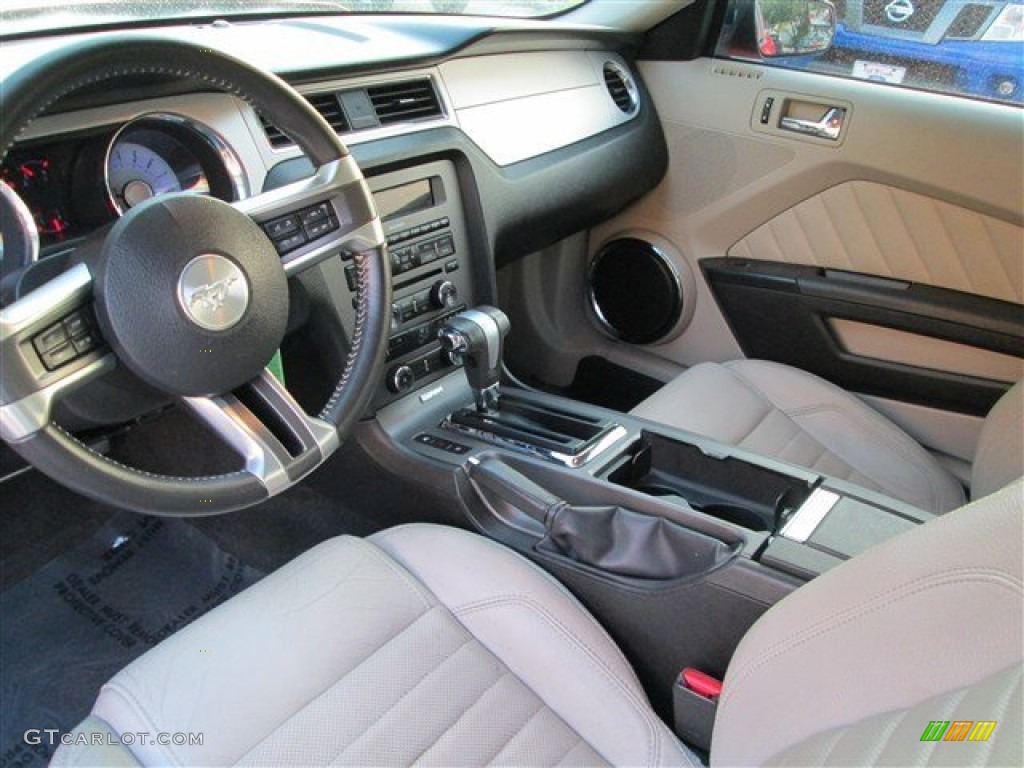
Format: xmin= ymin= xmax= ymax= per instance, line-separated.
xmin=779 ymin=107 xmax=846 ymax=140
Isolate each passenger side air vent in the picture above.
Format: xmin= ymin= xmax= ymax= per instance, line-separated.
xmin=258 ymin=78 xmax=441 ymax=148
xmin=603 ymin=62 xmax=638 ymax=114
xmin=366 ymin=79 xmax=443 ymax=125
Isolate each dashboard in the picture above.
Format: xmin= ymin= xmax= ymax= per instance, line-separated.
xmin=0 ymin=15 xmax=667 ymax=423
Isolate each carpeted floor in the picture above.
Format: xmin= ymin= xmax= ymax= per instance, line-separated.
xmin=0 ymin=511 xmax=263 ymax=767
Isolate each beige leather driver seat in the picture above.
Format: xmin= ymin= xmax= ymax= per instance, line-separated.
xmin=55 ymin=479 xmax=1022 ymax=766
xmin=632 ymin=360 xmax=1023 ymax=514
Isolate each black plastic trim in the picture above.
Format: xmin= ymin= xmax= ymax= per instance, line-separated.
xmin=702 ymin=257 xmax=1023 ymax=415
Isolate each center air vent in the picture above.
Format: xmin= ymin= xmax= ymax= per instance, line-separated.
xmin=366 ymin=79 xmax=443 ymax=125
xmin=259 ymin=77 xmax=443 ymax=148
xmin=603 ymin=62 xmax=638 ymax=114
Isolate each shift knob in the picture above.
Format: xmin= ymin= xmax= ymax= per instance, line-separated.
xmin=438 ymin=306 xmax=511 ymax=412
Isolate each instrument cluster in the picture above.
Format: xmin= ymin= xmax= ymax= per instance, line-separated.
xmin=0 ymin=113 xmax=246 ymax=278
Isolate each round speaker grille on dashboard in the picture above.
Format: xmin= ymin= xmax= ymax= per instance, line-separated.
xmin=588 ymin=236 xmax=685 ymax=345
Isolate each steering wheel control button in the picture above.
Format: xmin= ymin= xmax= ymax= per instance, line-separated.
xmin=264 ymin=214 xmax=300 ymax=239
xmin=177 ymin=254 xmax=250 ymax=332
xmin=265 ymin=201 xmax=338 ymax=255
xmin=274 ymin=230 xmax=307 ymax=254
xmin=40 ymin=341 xmax=78 ymax=370
xmin=299 ymin=203 xmax=331 ymax=226
xmin=31 ymin=308 xmax=104 ymax=370
xmin=63 ymin=312 xmax=89 ymax=338
xmin=32 ymin=322 xmax=69 ymax=355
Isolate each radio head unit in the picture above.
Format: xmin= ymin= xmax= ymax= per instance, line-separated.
xmin=333 ymin=159 xmax=474 ymax=408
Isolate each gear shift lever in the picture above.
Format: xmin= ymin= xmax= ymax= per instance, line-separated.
xmin=438 ymin=306 xmax=511 ymax=412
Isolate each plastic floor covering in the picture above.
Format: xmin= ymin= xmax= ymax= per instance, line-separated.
xmin=0 ymin=512 xmax=263 ymax=767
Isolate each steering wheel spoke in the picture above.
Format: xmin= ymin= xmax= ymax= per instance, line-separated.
xmin=183 ymin=369 xmax=339 ymax=496
xmin=0 ymin=263 xmax=115 ymax=442
xmin=234 ymin=156 xmax=386 ymax=277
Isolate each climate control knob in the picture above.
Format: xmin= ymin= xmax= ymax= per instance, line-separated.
xmin=429 ymin=279 xmax=458 ymax=309
xmin=387 ymin=364 xmax=415 ymax=394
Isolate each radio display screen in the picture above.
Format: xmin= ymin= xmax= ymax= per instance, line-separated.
xmin=376 ymin=178 xmax=434 ymax=221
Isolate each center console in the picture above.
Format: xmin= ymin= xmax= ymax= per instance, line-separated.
xmin=363 ymin=303 xmax=936 ymax=726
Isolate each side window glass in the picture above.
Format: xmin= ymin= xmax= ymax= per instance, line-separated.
xmin=716 ymin=0 xmax=1024 ymax=105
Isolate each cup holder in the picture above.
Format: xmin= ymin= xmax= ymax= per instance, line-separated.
xmin=699 ymin=505 xmax=770 ymax=532
xmin=608 ymin=431 xmax=813 ymax=533
xmin=637 ymin=484 xmax=771 ymax=531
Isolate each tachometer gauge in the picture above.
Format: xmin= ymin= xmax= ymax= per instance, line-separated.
xmin=0 ymin=182 xmax=40 ymax=281
xmin=3 ymin=158 xmax=51 ymax=193
xmin=106 ymin=141 xmax=182 ymax=211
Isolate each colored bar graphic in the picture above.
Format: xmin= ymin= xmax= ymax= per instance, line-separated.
xmin=944 ymin=721 xmax=973 ymax=741
xmin=968 ymin=722 xmax=997 ymax=742
xmin=920 ymin=720 xmax=997 ymax=742
xmin=921 ymin=721 xmax=950 ymax=742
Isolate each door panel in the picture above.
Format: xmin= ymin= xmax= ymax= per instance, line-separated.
xmin=701 ymin=257 xmax=1022 ymax=416
xmin=582 ymin=57 xmax=1023 ymax=459
xmin=728 ymin=181 xmax=1023 ymax=303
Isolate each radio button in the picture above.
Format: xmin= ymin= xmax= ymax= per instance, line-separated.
xmin=429 ymin=280 xmax=458 ymax=309
xmin=387 ymin=364 xmax=415 ymax=395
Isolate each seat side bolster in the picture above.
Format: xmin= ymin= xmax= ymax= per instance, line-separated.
xmin=370 ymin=524 xmax=697 ymax=768
xmin=50 ymin=715 xmax=143 ymax=767
xmin=973 ymin=381 xmax=1024 ymax=499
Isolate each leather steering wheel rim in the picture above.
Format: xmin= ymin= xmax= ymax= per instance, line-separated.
xmin=0 ymin=38 xmax=391 ymax=516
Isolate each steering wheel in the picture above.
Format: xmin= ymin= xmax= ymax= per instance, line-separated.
xmin=0 ymin=39 xmax=391 ymax=516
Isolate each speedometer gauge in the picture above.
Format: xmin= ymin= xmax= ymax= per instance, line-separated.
xmin=107 ymin=141 xmax=182 ymax=210
xmin=103 ymin=115 xmax=245 ymax=217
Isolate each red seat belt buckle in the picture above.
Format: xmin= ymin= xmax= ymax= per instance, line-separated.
xmin=680 ymin=667 xmax=722 ymax=700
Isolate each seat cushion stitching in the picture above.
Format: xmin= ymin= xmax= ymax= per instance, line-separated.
xmin=235 ymin=605 xmax=440 ymax=763
xmin=455 ymin=594 xmax=664 ymax=767
xmin=727 ymin=363 xmax=956 ymax=508
xmin=973 ymin=664 xmax=1020 ymax=765
xmin=328 ymin=634 xmax=476 ymax=764
xmin=406 ymin=669 xmax=514 ymax=766
xmin=470 ymin=698 xmax=551 ymax=767
xmin=548 ymin=731 xmax=592 ymax=767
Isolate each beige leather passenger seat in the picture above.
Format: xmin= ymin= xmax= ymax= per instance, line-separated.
xmin=632 ymin=360 xmax=1023 ymax=514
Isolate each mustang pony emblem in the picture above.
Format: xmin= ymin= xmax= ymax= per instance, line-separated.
xmin=188 ymin=276 xmax=238 ymax=312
